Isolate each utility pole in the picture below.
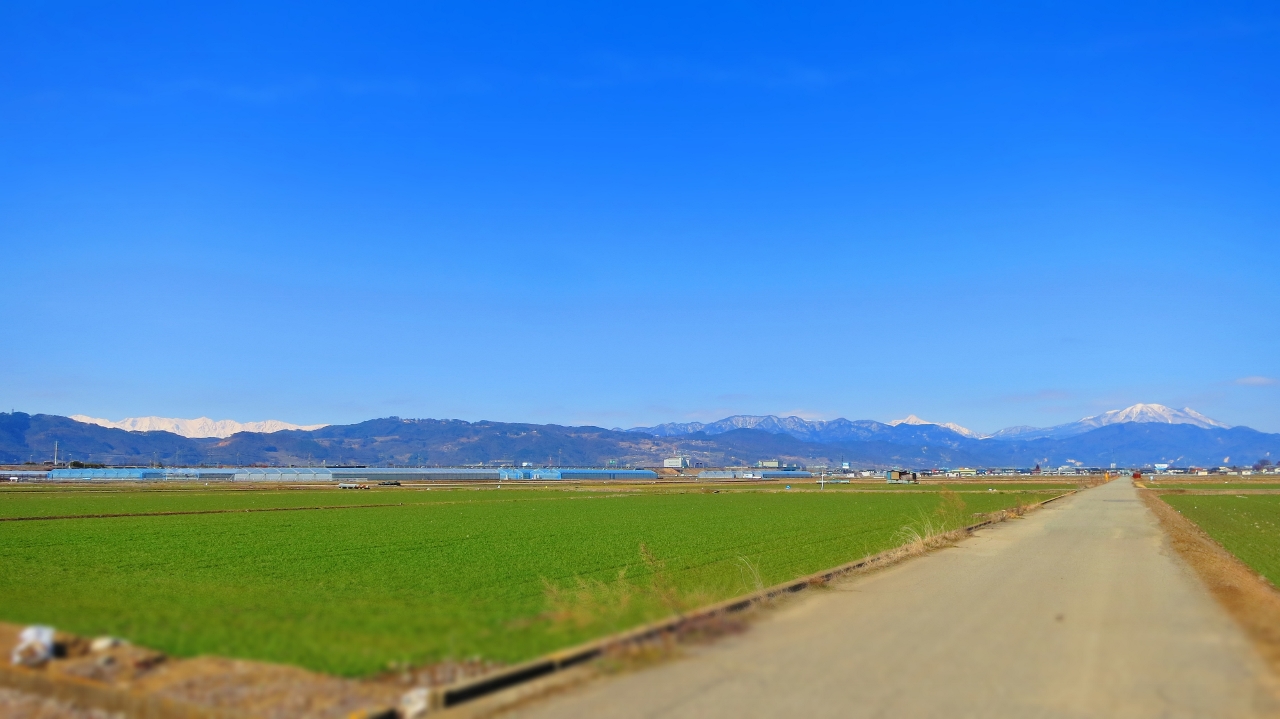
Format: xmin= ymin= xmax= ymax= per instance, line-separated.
xmin=53 ymin=441 xmax=58 ymax=467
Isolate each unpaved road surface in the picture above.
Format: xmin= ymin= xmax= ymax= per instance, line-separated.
xmin=509 ymin=480 xmax=1280 ymax=718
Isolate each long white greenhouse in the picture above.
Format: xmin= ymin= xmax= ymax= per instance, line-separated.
xmin=39 ymin=467 xmax=659 ymax=482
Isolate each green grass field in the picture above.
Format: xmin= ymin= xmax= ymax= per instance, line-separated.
xmin=0 ymin=486 xmax=418 ymax=518
xmin=1149 ymin=483 xmax=1280 ymax=491
xmin=1161 ymin=494 xmax=1280 ymax=585
xmin=0 ymin=482 xmax=1075 ymax=518
xmin=807 ymin=482 xmax=1078 ymax=492
xmin=0 ymin=486 xmax=1062 ymax=676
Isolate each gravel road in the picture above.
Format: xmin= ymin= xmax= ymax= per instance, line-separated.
xmin=508 ymin=479 xmax=1280 ymax=718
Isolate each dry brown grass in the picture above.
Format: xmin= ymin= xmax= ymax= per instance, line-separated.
xmin=1140 ymin=488 xmax=1280 ymax=680
xmin=0 ymin=687 xmax=117 ymax=719
xmin=828 ymin=498 xmax=1043 ymax=590
xmin=1076 ymin=474 xmax=1109 ymax=489
xmin=540 ymin=569 xmax=636 ymax=630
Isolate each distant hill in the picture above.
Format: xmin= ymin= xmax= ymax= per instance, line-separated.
xmin=1 ymin=407 xmax=1276 ymax=470
xmin=629 ymin=415 xmax=979 ymax=446
xmin=0 ymin=414 xmax=675 ymax=468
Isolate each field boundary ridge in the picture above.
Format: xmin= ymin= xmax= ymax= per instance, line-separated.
xmin=1139 ymin=488 xmax=1280 ymax=685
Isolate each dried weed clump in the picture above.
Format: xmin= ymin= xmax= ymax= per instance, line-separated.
xmin=1075 ymin=472 xmax=1122 ymax=489
xmin=540 ymin=542 xmax=724 ymax=635
xmin=541 ymin=568 xmax=636 ymax=630
xmin=869 ymin=497 xmax=1047 ymax=573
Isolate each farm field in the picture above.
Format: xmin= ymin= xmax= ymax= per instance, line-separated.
xmin=1160 ymin=494 xmax=1280 ymax=585
xmin=0 ymin=486 xmax=1064 ymax=677
xmin=1148 ymin=483 xmax=1280 ymax=491
xmin=0 ymin=482 xmax=1076 ymax=519
xmin=805 ymin=482 xmax=1079 ymax=492
xmin=0 ymin=486 xmax=421 ymax=518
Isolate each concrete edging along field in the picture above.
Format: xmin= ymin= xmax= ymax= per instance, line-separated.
xmin=425 ymin=488 xmax=1079 ymax=715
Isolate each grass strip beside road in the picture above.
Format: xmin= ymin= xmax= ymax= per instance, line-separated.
xmin=1160 ymin=494 xmax=1280 ymax=586
xmin=0 ymin=489 xmax=1062 ymax=677
xmin=1149 ymin=483 xmax=1280 ymax=491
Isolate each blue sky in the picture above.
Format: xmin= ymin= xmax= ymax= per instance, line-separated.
xmin=2 ymin=1 xmax=1278 ymax=433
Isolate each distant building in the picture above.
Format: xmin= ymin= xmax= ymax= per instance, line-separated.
xmin=699 ymin=470 xmax=813 ymax=479
xmin=757 ymin=459 xmax=781 ymax=469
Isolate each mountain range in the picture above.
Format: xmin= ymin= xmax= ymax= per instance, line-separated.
xmin=629 ymin=404 xmax=1230 ymax=442
xmin=69 ymin=415 xmax=327 ymax=439
xmin=0 ymin=404 xmax=1274 ymax=470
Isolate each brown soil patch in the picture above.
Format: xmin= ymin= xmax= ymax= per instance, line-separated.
xmin=0 ymin=687 xmax=120 ymax=719
xmin=0 ymin=623 xmax=401 ymax=719
xmin=1140 ymin=488 xmax=1280 ymax=677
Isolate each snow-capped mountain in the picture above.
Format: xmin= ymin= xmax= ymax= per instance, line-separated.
xmin=70 ymin=415 xmax=327 ymax=439
xmin=1076 ymin=404 xmax=1228 ymax=430
xmin=888 ymin=414 xmax=987 ymax=439
xmin=985 ymin=403 xmax=1229 ymax=441
xmin=632 ymin=415 xmax=874 ymax=441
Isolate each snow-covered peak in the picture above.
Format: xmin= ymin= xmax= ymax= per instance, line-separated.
xmin=985 ymin=403 xmax=1233 ymax=441
xmin=70 ymin=415 xmax=328 ymax=439
xmin=1076 ymin=403 xmax=1230 ymax=430
xmin=889 ymin=415 xmax=987 ymax=439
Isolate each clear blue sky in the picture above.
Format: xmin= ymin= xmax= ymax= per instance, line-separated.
xmin=2 ymin=2 xmax=1278 ymax=433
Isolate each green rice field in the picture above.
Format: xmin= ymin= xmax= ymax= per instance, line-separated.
xmin=806 ymin=482 xmax=1078 ymax=492
xmin=1148 ymin=483 xmax=1280 ymax=491
xmin=0 ymin=486 xmax=417 ymax=518
xmin=1161 ymin=494 xmax=1280 ymax=585
xmin=0 ymin=485 xmax=1064 ymax=676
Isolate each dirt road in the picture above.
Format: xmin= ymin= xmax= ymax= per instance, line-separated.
xmin=509 ymin=480 xmax=1280 ymax=718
